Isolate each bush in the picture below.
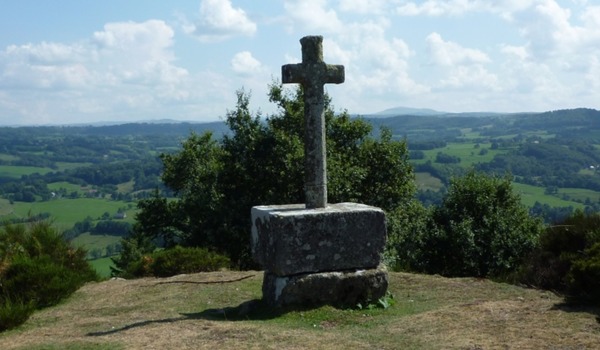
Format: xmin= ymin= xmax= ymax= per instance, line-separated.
xmin=1 ymin=256 xmax=89 ymax=308
xmin=566 ymin=242 xmax=600 ymax=305
xmin=151 ymin=246 xmax=230 ymax=277
xmin=0 ymin=221 xmax=98 ymax=332
xmin=0 ymin=298 xmax=35 ymax=332
xmin=117 ymin=246 xmax=230 ymax=278
xmin=519 ymin=211 xmax=600 ymax=304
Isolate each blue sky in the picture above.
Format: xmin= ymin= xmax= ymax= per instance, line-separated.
xmin=1 ymin=0 xmax=599 ymax=125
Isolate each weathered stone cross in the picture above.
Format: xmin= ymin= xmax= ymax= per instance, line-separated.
xmin=282 ymin=35 xmax=345 ymax=209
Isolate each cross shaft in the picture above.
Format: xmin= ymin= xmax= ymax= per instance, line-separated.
xmin=282 ymin=35 xmax=345 ymax=209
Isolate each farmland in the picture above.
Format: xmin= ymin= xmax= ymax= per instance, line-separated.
xmin=1 ymin=109 xmax=600 ymax=275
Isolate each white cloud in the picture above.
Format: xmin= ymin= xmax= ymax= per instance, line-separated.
xmin=394 ymin=0 xmax=538 ymax=18
xmin=505 ymin=0 xmax=600 ymax=99
xmin=395 ymin=0 xmax=478 ymax=16
xmin=231 ymin=51 xmax=264 ymax=76
xmin=426 ymin=32 xmax=490 ymax=66
xmin=500 ymin=44 xmax=529 ymax=60
xmin=184 ymin=0 xmax=256 ymax=42
xmin=438 ymin=65 xmax=499 ymax=90
xmin=423 ymin=32 xmax=498 ymax=92
xmin=92 ymin=20 xmax=187 ymax=86
xmin=338 ymin=0 xmax=388 ymax=14
xmin=0 ymin=20 xmax=194 ymax=124
xmin=284 ymin=0 xmax=343 ymax=33
xmin=312 ymin=18 xmax=428 ymax=113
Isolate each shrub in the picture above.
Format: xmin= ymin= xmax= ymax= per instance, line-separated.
xmin=150 ymin=246 xmax=230 ymax=277
xmin=519 ymin=211 xmax=600 ymax=304
xmin=0 ymin=298 xmax=35 ymax=332
xmin=1 ymin=256 xmax=89 ymax=308
xmin=117 ymin=246 xmax=231 ymax=278
xmin=0 ymin=221 xmax=98 ymax=332
xmin=566 ymin=242 xmax=600 ymax=305
xmin=110 ymin=230 xmax=156 ymax=278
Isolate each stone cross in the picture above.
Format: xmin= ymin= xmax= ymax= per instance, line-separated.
xmin=282 ymin=35 xmax=345 ymax=209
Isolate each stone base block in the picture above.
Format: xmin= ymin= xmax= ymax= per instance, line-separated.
xmin=251 ymin=202 xmax=386 ymax=276
xmin=262 ymin=265 xmax=389 ymax=307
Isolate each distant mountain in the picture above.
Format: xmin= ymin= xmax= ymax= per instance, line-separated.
xmin=371 ymin=107 xmax=446 ymax=117
xmin=364 ymin=106 xmax=508 ymax=118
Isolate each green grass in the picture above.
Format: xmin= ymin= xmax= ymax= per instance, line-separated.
xmin=460 ymin=130 xmax=481 ymax=139
xmin=0 ymin=198 xmax=13 ymax=216
xmin=10 ymin=198 xmax=135 ymax=229
xmin=578 ymin=168 xmax=597 ymax=176
xmin=0 ymin=153 xmax=19 ymax=161
xmin=54 ymin=162 xmax=92 ymax=171
xmin=0 ymin=165 xmax=54 ymax=178
xmin=411 ymin=142 xmax=511 ymax=166
xmin=72 ymin=232 xmax=121 ymax=251
xmin=3 ymin=272 xmax=597 ymax=349
xmin=415 ymin=172 xmax=444 ymax=191
xmin=439 ymin=142 xmax=509 ymax=166
xmin=116 ymin=181 xmax=134 ymax=194
xmin=557 ymin=187 xmax=600 ymax=203
xmin=512 ymin=183 xmax=585 ymax=208
xmin=47 ymin=182 xmax=84 ymax=194
xmin=88 ymin=257 xmax=117 ymax=279
xmin=20 ymin=343 xmax=123 ymax=350
xmin=72 ymin=233 xmax=121 ymax=277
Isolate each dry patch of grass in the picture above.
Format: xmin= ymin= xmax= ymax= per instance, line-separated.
xmin=1 ymin=271 xmax=599 ymax=349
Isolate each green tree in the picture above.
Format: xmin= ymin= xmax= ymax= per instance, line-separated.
xmin=398 ymin=171 xmax=544 ymax=278
xmin=132 ymin=84 xmax=416 ymax=268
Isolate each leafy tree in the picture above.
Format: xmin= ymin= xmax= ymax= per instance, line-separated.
xmin=132 ymin=84 xmax=416 ymax=268
xmin=396 ymin=171 xmax=544 ymax=278
xmin=435 ymin=152 xmax=461 ymax=164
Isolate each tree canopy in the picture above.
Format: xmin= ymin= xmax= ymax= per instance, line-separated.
xmin=131 ymin=84 xmax=416 ymax=267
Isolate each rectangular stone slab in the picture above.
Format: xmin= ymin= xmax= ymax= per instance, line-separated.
xmin=251 ymin=202 xmax=386 ymax=276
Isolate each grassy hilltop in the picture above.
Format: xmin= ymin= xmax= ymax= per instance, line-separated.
xmin=1 ymin=271 xmax=599 ymax=349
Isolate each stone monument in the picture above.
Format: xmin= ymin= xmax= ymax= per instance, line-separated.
xmin=251 ymin=35 xmax=388 ymax=307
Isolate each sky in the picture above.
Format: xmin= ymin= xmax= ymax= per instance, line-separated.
xmin=1 ymin=0 xmax=599 ymax=125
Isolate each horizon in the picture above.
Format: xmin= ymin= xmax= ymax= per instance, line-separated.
xmin=1 ymin=1 xmax=600 ymax=125
xmin=2 ymin=106 xmax=597 ymax=128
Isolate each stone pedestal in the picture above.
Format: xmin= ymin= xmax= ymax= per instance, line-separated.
xmin=251 ymin=202 xmax=388 ymax=307
xmin=262 ymin=265 xmax=388 ymax=307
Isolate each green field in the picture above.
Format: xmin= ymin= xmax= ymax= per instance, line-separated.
xmin=415 ymin=172 xmax=444 ymax=191
xmin=0 ymin=153 xmax=19 ymax=161
xmin=54 ymin=161 xmax=91 ymax=171
xmin=9 ymin=198 xmax=135 ymax=229
xmin=410 ymin=142 xmax=511 ymax=166
xmin=512 ymin=182 xmax=585 ymax=208
xmin=0 ymin=198 xmax=12 ymax=215
xmin=88 ymin=256 xmax=116 ymax=278
xmin=72 ymin=232 xmax=121 ymax=250
xmin=117 ymin=180 xmax=135 ymax=193
xmin=558 ymin=187 xmax=600 ymax=203
xmin=47 ymin=181 xmax=85 ymax=194
xmin=0 ymin=165 xmax=54 ymax=178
